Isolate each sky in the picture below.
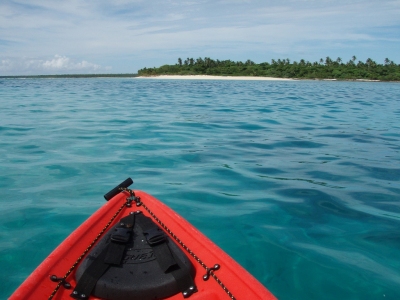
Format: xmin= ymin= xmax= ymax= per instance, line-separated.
xmin=1 ymin=0 xmax=400 ymax=75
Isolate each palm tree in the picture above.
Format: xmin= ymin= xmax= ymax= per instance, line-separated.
xmin=195 ymin=57 xmax=204 ymax=66
xmin=366 ymin=58 xmax=376 ymax=69
xmin=352 ymin=55 xmax=357 ymax=62
xmin=178 ymin=58 xmax=182 ymax=66
xmin=325 ymin=56 xmax=332 ymax=66
xmin=204 ymin=57 xmax=211 ymax=68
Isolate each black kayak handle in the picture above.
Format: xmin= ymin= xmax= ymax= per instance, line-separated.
xmin=104 ymin=178 xmax=133 ymax=201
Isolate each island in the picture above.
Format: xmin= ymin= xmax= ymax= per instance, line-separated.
xmin=138 ymin=56 xmax=400 ymax=81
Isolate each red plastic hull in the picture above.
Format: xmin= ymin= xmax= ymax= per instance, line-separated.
xmin=11 ymin=191 xmax=276 ymax=300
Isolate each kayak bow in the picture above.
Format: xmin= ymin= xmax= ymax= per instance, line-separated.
xmin=11 ymin=178 xmax=276 ymax=300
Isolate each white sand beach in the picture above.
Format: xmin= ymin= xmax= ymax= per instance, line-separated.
xmin=137 ymin=75 xmax=294 ymax=81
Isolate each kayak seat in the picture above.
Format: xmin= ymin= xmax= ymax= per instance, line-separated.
xmin=72 ymin=211 xmax=196 ymax=300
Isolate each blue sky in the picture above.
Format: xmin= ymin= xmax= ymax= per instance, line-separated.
xmin=1 ymin=0 xmax=399 ymax=75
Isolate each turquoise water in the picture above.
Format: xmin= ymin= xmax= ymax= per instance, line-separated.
xmin=1 ymin=78 xmax=399 ymax=299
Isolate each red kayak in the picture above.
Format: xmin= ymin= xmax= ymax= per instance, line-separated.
xmin=11 ymin=178 xmax=276 ymax=300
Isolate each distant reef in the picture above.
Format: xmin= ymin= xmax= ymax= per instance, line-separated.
xmin=0 ymin=74 xmax=138 ymax=79
xmin=138 ymin=57 xmax=400 ymax=81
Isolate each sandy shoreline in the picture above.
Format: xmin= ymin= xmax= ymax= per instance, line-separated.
xmin=137 ymin=75 xmax=293 ymax=81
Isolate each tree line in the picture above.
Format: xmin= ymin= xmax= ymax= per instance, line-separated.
xmin=138 ymin=56 xmax=400 ymax=81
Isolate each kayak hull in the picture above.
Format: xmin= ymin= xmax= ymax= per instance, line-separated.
xmin=11 ymin=190 xmax=276 ymax=300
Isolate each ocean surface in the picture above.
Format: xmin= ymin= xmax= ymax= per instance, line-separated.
xmin=1 ymin=77 xmax=399 ymax=299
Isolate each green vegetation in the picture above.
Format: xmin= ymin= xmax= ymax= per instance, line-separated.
xmin=0 ymin=74 xmax=138 ymax=79
xmin=138 ymin=56 xmax=400 ymax=81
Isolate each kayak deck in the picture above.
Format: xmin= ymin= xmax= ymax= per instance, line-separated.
xmin=11 ymin=190 xmax=276 ymax=300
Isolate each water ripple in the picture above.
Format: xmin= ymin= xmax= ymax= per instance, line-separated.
xmin=1 ymin=78 xmax=400 ymax=299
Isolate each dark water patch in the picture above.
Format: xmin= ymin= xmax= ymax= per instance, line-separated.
xmin=259 ymin=118 xmax=281 ymax=125
xmin=328 ymin=109 xmax=345 ymax=113
xmin=257 ymin=108 xmax=273 ymax=113
xmin=19 ymin=144 xmax=40 ymax=150
xmin=219 ymin=192 xmax=239 ymax=197
xmin=388 ymin=145 xmax=400 ymax=151
xmin=382 ymin=132 xmax=400 ymax=138
xmin=317 ymin=133 xmax=354 ymax=138
xmin=7 ymin=158 xmax=30 ymax=164
xmin=379 ymin=136 xmax=400 ymax=143
xmin=362 ymin=231 xmax=400 ymax=248
xmin=322 ymin=114 xmax=337 ymax=119
xmin=96 ymin=130 xmax=113 ymax=135
xmin=74 ymin=135 xmax=98 ymax=140
xmin=315 ymin=155 xmax=341 ymax=162
xmin=108 ymin=119 xmax=131 ymax=124
xmin=387 ymin=187 xmax=400 ymax=194
xmin=350 ymin=191 xmax=400 ymax=208
xmin=296 ymin=127 xmax=315 ymax=131
xmin=234 ymin=141 xmax=274 ymax=150
xmin=222 ymin=164 xmax=233 ymax=169
xmin=0 ymin=176 xmax=15 ymax=188
xmin=360 ymin=166 xmax=400 ymax=181
xmin=170 ymin=121 xmax=213 ymax=129
xmin=29 ymin=109 xmax=47 ymax=113
xmin=306 ymin=171 xmax=351 ymax=182
xmin=338 ymin=162 xmax=400 ymax=181
xmin=321 ymin=126 xmax=339 ymax=130
xmin=23 ymin=149 xmax=46 ymax=155
xmin=270 ymin=140 xmax=326 ymax=148
xmin=353 ymin=100 xmax=373 ymax=106
xmin=236 ymin=123 xmax=266 ymax=130
xmin=0 ymin=126 xmax=34 ymax=133
xmin=279 ymin=106 xmax=296 ymax=112
xmin=352 ymin=138 xmax=371 ymax=143
xmin=213 ymin=108 xmax=237 ymax=112
xmin=251 ymin=167 xmax=286 ymax=175
xmin=182 ymin=149 xmax=204 ymax=153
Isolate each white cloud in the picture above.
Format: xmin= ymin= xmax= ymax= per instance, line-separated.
xmin=0 ymin=55 xmax=109 ymax=75
xmin=42 ymin=55 xmax=101 ymax=71
xmin=0 ymin=0 xmax=399 ymax=74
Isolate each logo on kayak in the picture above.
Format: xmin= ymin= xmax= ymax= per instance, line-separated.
xmin=123 ymin=248 xmax=155 ymax=264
